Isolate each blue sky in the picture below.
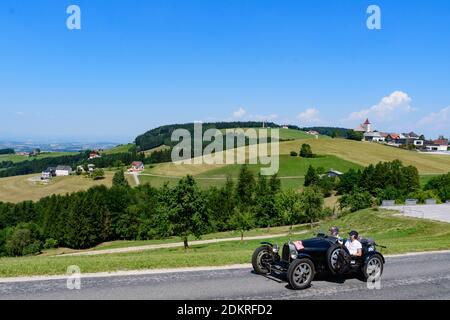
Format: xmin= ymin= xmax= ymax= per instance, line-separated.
xmin=1 ymin=0 xmax=449 ymax=142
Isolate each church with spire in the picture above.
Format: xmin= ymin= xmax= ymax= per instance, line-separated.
xmin=354 ymin=118 xmax=372 ymax=133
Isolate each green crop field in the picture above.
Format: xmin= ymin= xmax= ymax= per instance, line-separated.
xmin=0 ymin=152 xmax=79 ymax=164
xmin=138 ymin=154 xmax=361 ymax=189
xmin=101 ymin=143 xmax=134 ymax=155
xmin=1 ymin=208 xmax=449 ymax=277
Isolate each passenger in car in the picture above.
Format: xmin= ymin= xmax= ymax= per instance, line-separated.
xmin=345 ymin=230 xmax=362 ymax=257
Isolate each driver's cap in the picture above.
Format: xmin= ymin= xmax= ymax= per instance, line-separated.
xmin=349 ymin=230 xmax=359 ymax=238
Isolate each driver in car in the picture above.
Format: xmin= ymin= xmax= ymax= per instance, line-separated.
xmin=345 ymin=230 xmax=362 ymax=257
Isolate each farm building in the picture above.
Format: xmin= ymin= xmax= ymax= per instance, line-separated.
xmin=130 ymin=161 xmax=144 ymax=172
xmin=326 ymin=169 xmax=343 ymax=178
xmin=41 ymin=167 xmax=56 ymax=180
xmin=55 ymin=165 xmax=72 ymax=176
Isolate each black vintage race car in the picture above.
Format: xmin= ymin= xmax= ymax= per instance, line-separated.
xmin=252 ymin=233 xmax=385 ymax=290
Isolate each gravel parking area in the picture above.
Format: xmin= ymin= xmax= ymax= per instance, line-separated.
xmin=384 ymin=204 xmax=450 ymax=223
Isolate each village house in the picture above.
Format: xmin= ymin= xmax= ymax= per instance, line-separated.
xmin=425 ymin=137 xmax=449 ymax=152
xmin=89 ymin=151 xmax=101 ymax=160
xmin=306 ymin=130 xmax=319 ymax=136
xmin=41 ymin=167 xmax=56 ymax=180
xmin=55 ymin=165 xmax=72 ymax=176
xmin=326 ymin=169 xmax=343 ymax=178
xmin=130 ymin=161 xmax=144 ymax=172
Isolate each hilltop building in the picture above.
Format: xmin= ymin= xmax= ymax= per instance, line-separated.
xmin=354 ymin=119 xmax=372 ymax=133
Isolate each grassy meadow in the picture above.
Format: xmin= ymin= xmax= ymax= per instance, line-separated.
xmin=0 ymin=171 xmax=136 ymax=203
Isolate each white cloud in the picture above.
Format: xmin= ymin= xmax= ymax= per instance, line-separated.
xmin=230 ymin=107 xmax=278 ymax=122
xmin=417 ymin=106 xmax=450 ymax=130
xmin=347 ymin=91 xmax=413 ymax=122
xmin=298 ymin=108 xmax=321 ymax=124
xmin=232 ymin=107 xmax=246 ymax=118
xmin=15 ymin=111 xmax=25 ymax=116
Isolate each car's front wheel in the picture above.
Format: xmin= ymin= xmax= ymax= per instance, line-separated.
xmin=287 ymin=258 xmax=315 ymax=290
xmin=252 ymin=246 xmax=272 ymax=275
xmin=363 ymin=254 xmax=384 ymax=281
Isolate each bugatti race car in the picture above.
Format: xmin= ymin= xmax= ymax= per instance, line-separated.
xmin=252 ymin=233 xmax=385 ymax=290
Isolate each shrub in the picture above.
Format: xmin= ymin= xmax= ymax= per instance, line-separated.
xmin=300 ymin=144 xmax=314 ymax=158
xmin=44 ymin=238 xmax=59 ymax=249
xmin=339 ymin=189 xmax=373 ymax=212
xmin=22 ymin=241 xmax=42 ymax=256
xmin=290 ymin=151 xmax=298 ymax=157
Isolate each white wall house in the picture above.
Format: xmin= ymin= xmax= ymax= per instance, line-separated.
xmin=426 ymin=145 xmax=448 ymax=152
xmin=55 ymin=165 xmax=72 ymax=176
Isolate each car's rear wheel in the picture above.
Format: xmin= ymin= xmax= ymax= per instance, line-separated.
xmin=287 ymin=258 xmax=315 ymax=290
xmin=363 ymin=254 xmax=384 ymax=281
xmin=252 ymin=246 xmax=272 ymax=275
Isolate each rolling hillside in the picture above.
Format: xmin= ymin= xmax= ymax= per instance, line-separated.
xmin=279 ymin=138 xmax=450 ymax=174
xmin=0 ymin=171 xmax=136 ymax=203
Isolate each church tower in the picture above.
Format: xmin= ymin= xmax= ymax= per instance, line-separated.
xmin=363 ymin=119 xmax=372 ymax=132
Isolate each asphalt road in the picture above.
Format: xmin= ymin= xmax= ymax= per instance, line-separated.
xmin=1 ymin=252 xmax=450 ymax=300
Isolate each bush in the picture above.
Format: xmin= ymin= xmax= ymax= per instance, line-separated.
xmin=290 ymin=151 xmax=298 ymax=157
xmin=4 ymin=225 xmax=41 ymax=256
xmin=339 ymin=189 xmax=373 ymax=212
xmin=300 ymin=144 xmax=314 ymax=158
xmin=44 ymin=238 xmax=59 ymax=249
xmin=406 ymin=190 xmax=442 ymax=204
xmin=22 ymin=240 xmax=42 ymax=256
xmin=321 ymin=207 xmax=333 ymax=218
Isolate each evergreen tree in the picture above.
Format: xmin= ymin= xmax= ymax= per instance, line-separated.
xmin=112 ymin=169 xmax=129 ymax=187
xmin=304 ymin=165 xmax=319 ymax=186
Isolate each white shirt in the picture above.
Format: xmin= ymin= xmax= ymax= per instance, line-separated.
xmin=345 ymin=239 xmax=362 ymax=255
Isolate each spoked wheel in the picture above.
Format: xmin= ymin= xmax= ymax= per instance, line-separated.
xmin=287 ymin=258 xmax=315 ymax=290
xmin=363 ymin=254 xmax=384 ymax=281
xmin=252 ymin=246 xmax=272 ymax=275
xmin=327 ymin=245 xmax=342 ymax=274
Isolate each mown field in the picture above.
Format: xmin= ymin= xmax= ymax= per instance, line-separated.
xmin=279 ymin=138 xmax=450 ymax=174
xmin=0 ymin=208 xmax=449 ymax=277
xmin=0 ymin=171 xmax=136 ymax=203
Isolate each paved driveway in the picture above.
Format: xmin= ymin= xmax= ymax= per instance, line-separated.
xmin=383 ymin=204 xmax=450 ymax=223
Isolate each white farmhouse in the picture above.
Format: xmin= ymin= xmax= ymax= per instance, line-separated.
xmin=55 ymin=165 xmax=72 ymax=176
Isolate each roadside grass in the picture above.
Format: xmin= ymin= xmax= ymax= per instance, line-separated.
xmin=89 ymin=224 xmax=310 ymax=251
xmin=1 ymin=209 xmax=449 ymax=277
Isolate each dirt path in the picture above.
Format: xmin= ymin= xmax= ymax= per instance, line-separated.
xmin=57 ymin=230 xmax=309 ymax=257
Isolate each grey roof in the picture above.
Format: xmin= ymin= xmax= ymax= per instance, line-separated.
xmin=56 ymin=165 xmax=72 ymax=171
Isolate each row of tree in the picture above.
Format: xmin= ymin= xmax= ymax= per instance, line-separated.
xmin=0 ymin=167 xmax=329 ymax=257
xmin=0 ymin=148 xmax=14 ymax=155
xmin=0 ymin=147 xmax=173 ymax=178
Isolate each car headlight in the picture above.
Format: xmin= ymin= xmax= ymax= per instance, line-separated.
xmin=290 ymin=250 xmax=297 ymax=260
xmin=272 ymin=244 xmax=279 ymax=254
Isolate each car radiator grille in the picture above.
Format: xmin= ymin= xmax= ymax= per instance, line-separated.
xmin=282 ymin=244 xmax=290 ymax=262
